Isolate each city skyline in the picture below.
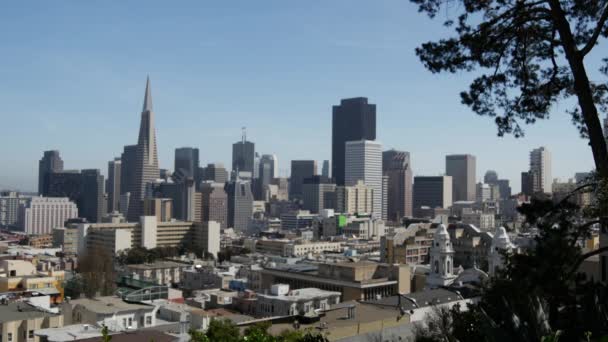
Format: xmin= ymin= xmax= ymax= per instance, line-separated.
xmin=0 ymin=1 xmax=600 ymax=192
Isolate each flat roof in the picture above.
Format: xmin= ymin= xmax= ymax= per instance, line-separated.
xmin=127 ymin=261 xmax=190 ymax=270
xmin=69 ymin=296 xmax=153 ymax=314
xmin=363 ymin=288 xmax=465 ymax=311
xmin=258 ymin=288 xmax=341 ymax=302
xmin=0 ymin=302 xmax=59 ymax=322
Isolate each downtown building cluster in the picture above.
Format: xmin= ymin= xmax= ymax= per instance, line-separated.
xmin=0 ymin=79 xmax=605 ymax=341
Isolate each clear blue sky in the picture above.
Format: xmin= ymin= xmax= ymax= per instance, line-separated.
xmin=0 ymin=1 xmax=602 ymax=192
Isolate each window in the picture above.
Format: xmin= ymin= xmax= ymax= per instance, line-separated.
xmin=29 ymin=330 xmax=34 ymax=339
xmin=123 ymin=318 xmax=127 ymax=327
xmin=128 ymin=318 xmax=132 ymax=327
xmin=146 ymin=316 xmax=152 ymax=326
xmin=603 ymin=256 xmax=607 ymax=282
xmin=7 ymin=333 xmax=12 ymax=342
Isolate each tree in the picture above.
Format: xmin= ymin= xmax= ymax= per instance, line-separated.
xmin=78 ymin=245 xmax=115 ymax=298
xmin=63 ymin=276 xmax=84 ymax=299
xmin=189 ymin=328 xmax=210 ymax=342
xmin=205 ymin=319 xmax=241 ymax=342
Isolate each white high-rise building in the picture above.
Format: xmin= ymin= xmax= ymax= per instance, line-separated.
xmin=345 ymin=140 xmax=383 ymax=217
xmin=530 ymin=147 xmax=552 ymax=193
xmin=18 ymin=197 xmax=78 ymax=235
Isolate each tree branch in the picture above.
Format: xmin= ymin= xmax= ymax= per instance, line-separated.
xmin=569 ymin=245 xmax=608 ymax=278
xmin=580 ymin=3 xmax=608 ymax=57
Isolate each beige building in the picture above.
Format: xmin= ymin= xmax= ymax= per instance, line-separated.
xmin=381 ymin=224 xmax=434 ymax=265
xmin=0 ymin=301 xmax=63 ymax=342
xmin=461 ymin=212 xmax=495 ymax=230
xmin=335 ymin=181 xmax=374 ymax=215
xmin=125 ymin=261 xmax=190 ymax=286
xmin=0 ymin=260 xmax=65 ymax=304
xmin=78 ymin=216 xmax=195 ymax=255
xmin=63 ymin=296 xmax=157 ymax=330
xmin=285 ymin=241 xmax=341 ymax=257
xmin=256 ymin=284 xmax=341 ymax=317
xmin=261 ymin=261 xmax=410 ymax=301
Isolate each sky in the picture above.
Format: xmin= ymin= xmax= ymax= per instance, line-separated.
xmin=0 ymin=1 xmax=605 ymax=192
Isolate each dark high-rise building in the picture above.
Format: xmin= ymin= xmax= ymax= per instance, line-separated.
xmin=521 ymin=172 xmax=535 ymax=196
xmin=332 ymin=97 xmax=376 ymax=186
xmin=120 ymin=145 xmax=137 ymax=195
xmin=226 ymin=180 xmax=253 ymax=232
xmin=446 ymin=154 xmax=476 ymax=202
xmin=107 ymin=158 xmax=121 ymax=213
xmin=413 ymin=176 xmax=453 ymax=210
xmin=496 ymin=179 xmax=511 ymax=199
xmin=174 ymin=147 xmax=200 ymax=182
xmin=302 ymin=176 xmax=335 ymax=213
xmin=256 ymin=154 xmax=277 ymax=199
xmin=290 ymin=160 xmax=317 ymax=200
xmin=200 ymin=182 xmax=228 ymax=228
xmin=81 ymin=169 xmax=105 ymax=223
xmin=202 ymin=163 xmax=229 ymax=184
xmin=38 ymin=150 xmax=64 ymax=195
xmin=383 ymin=150 xmax=413 ymax=221
xmin=46 ymin=171 xmax=83 ymax=202
xmin=232 ymin=130 xmax=255 ymax=176
xmin=127 ymin=77 xmax=160 ymax=222
xmin=484 ymin=170 xmax=499 ymax=184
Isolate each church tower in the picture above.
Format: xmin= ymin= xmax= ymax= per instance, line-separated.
xmin=488 ymin=226 xmax=514 ymax=277
xmin=426 ymin=224 xmax=457 ymax=288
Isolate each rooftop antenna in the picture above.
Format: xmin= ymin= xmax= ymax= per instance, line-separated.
xmin=242 ymin=126 xmax=247 ymax=143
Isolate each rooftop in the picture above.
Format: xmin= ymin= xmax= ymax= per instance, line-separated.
xmin=258 ymin=288 xmax=341 ymax=302
xmin=69 ymin=296 xmax=154 ymax=314
xmin=126 ymin=261 xmax=190 ymax=270
xmin=0 ymin=301 xmax=59 ymax=322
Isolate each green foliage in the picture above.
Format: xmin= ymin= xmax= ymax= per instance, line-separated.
xmin=116 ymin=246 xmax=180 ymax=265
xmin=189 ymin=328 xmax=210 ymax=342
xmin=101 ymin=324 xmax=111 ymax=342
xmin=63 ymin=276 xmax=84 ymax=299
xmin=205 ymin=319 xmax=241 ymax=342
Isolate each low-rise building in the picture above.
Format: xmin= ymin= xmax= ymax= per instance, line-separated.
xmin=63 ymin=296 xmax=158 ymax=330
xmin=448 ymin=223 xmax=493 ymax=269
xmin=0 ymin=260 xmax=65 ymax=303
xmin=381 ymin=223 xmax=435 ymax=265
xmin=256 ymin=284 xmax=341 ymax=317
xmin=461 ymin=212 xmax=495 ymax=230
xmin=125 ymin=261 xmax=191 ymax=286
xmin=261 ymin=261 xmax=410 ymax=301
xmin=284 ymin=241 xmax=342 ymax=257
xmin=0 ymin=300 xmax=63 ymax=342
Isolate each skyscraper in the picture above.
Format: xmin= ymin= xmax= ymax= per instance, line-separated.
xmin=174 ymin=147 xmax=200 ymax=182
xmin=232 ymin=129 xmax=255 ymax=176
xmin=383 ymin=150 xmax=413 ymax=221
xmin=484 ymin=170 xmax=499 ymax=184
xmin=332 ymin=98 xmax=376 ymax=186
xmin=127 ymin=77 xmax=159 ymax=222
xmin=289 ymin=160 xmax=317 ymax=200
xmin=38 ymin=150 xmax=64 ymax=195
xmin=200 ymin=182 xmax=228 ymax=228
xmin=413 ymin=176 xmax=453 ymax=210
xmin=81 ymin=169 xmax=105 ymax=223
xmin=345 ymin=140 xmax=383 ymax=217
xmin=530 ymin=146 xmax=552 ymax=193
xmin=302 ymin=176 xmax=335 ymax=213
xmin=120 ymin=145 xmax=137 ymax=195
xmin=446 ymin=154 xmax=476 ymax=202
xmin=226 ymin=179 xmax=253 ymax=232
xmin=107 ymin=158 xmax=122 ymax=213
xmin=257 ymin=154 xmax=278 ymax=199
xmin=321 ymin=160 xmax=331 ymax=179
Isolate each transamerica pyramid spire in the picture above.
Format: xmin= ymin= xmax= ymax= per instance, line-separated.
xmin=127 ymin=77 xmax=159 ymax=222
xmin=143 ymin=76 xmax=153 ymax=112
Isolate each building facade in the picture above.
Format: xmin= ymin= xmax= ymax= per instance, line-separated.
xmin=413 ymin=176 xmax=453 ymax=210
xmin=38 ymin=150 xmax=64 ymax=195
xmin=106 ymin=158 xmax=122 ymax=213
xmin=289 ymin=160 xmax=317 ymax=200
xmin=18 ymin=197 xmax=78 ymax=235
xmin=345 ymin=140 xmax=383 ymax=217
xmin=383 ymin=150 xmax=413 ymax=221
xmin=446 ymin=154 xmax=476 ymax=202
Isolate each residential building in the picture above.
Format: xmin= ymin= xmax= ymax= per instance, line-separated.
xmin=530 ymin=146 xmax=552 ymax=193
xmin=256 ymin=284 xmax=341 ymax=317
xmin=446 ymin=154 xmax=476 ymax=202
xmin=345 ymin=140 xmax=383 ymax=217
xmin=64 ymin=296 xmax=158 ymax=330
xmin=38 ymin=150 xmax=64 ymax=195
xmin=289 ymin=160 xmax=317 ymax=200
xmin=381 ymin=224 xmax=435 ymax=265
xmin=461 ymin=212 xmax=495 ymax=230
xmin=383 ymin=149 xmax=413 ymax=221
xmin=0 ymin=300 xmax=64 ymax=342
xmin=447 ymin=223 xmax=494 ymax=269
xmin=332 ymin=97 xmax=376 ymax=186
xmin=127 ymin=78 xmax=160 ymax=222
xmin=18 ymin=197 xmax=78 ymax=235
xmin=413 ymin=176 xmax=453 ymax=210
xmin=341 ymin=216 xmax=386 ymax=240
xmin=0 ymin=260 xmax=65 ymax=303
xmin=125 ymin=261 xmax=190 ymax=286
